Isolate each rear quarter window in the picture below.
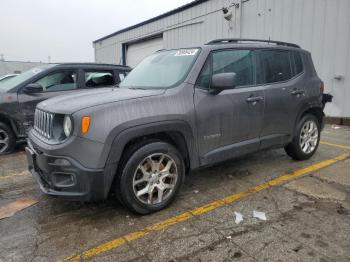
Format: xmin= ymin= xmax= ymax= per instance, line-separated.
xmin=293 ymin=51 xmax=304 ymax=75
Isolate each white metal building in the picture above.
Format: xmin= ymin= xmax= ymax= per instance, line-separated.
xmin=93 ymin=0 xmax=350 ymax=119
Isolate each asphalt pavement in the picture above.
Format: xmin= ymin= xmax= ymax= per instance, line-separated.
xmin=0 ymin=125 xmax=349 ymax=262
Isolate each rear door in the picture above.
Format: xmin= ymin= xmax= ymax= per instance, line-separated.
xmin=257 ymin=49 xmax=307 ymax=148
xmin=18 ymin=69 xmax=78 ymax=131
xmin=194 ymin=49 xmax=265 ymax=164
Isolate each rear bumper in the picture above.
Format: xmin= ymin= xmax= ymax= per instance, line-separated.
xmin=322 ymin=93 xmax=333 ymax=109
xmin=26 ymin=140 xmax=107 ymax=201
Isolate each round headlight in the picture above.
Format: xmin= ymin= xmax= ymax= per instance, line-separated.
xmin=63 ymin=115 xmax=72 ymax=137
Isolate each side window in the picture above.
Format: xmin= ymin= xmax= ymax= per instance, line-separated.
xmin=212 ymin=49 xmax=255 ymax=87
xmin=85 ymin=71 xmax=115 ymax=88
xmin=293 ymin=51 xmax=303 ymax=75
xmin=257 ymin=50 xmax=292 ymax=84
xmin=196 ymin=57 xmax=211 ymax=89
xmin=34 ymin=71 xmax=77 ymax=92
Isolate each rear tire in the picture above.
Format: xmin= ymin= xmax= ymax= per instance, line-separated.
xmin=116 ymin=141 xmax=185 ymax=214
xmin=0 ymin=122 xmax=16 ymax=155
xmin=284 ymin=114 xmax=320 ymax=160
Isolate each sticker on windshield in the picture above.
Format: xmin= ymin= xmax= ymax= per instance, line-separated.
xmin=174 ymin=49 xmax=198 ymax=56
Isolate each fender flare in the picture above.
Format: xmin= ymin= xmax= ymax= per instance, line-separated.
xmin=105 ymin=120 xmax=198 ymax=166
xmin=101 ymin=120 xmax=199 ymax=196
xmin=0 ymin=113 xmax=21 ymax=138
xmin=293 ymin=103 xmax=324 ymax=136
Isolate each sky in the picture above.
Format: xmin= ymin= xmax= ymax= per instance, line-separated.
xmin=0 ymin=0 xmax=193 ymax=63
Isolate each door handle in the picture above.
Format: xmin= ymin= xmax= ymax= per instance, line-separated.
xmin=246 ymin=96 xmax=264 ymax=103
xmin=291 ymin=89 xmax=305 ymax=95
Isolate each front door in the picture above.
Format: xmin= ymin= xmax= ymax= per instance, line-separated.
xmin=18 ymin=70 xmax=78 ymax=132
xmin=194 ymin=49 xmax=265 ymax=165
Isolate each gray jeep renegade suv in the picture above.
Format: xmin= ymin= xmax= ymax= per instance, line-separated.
xmin=26 ymin=39 xmax=330 ymax=214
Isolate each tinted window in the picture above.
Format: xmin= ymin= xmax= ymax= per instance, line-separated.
xmin=212 ymin=50 xmax=254 ymax=87
xmin=196 ymin=57 xmax=211 ymax=89
xmin=293 ymin=52 xmax=303 ymax=75
xmin=257 ymin=50 xmax=292 ymax=84
xmin=35 ymin=71 xmax=77 ymax=92
xmin=85 ymin=71 xmax=114 ymax=87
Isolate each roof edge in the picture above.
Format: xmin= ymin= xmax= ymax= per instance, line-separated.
xmin=93 ymin=0 xmax=208 ymax=44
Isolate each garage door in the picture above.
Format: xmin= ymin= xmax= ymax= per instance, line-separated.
xmin=126 ymin=37 xmax=163 ymax=67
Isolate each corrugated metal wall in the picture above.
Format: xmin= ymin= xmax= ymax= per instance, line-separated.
xmin=94 ymin=0 xmax=350 ymax=117
xmin=241 ymin=0 xmax=350 ymax=118
xmin=94 ymin=0 xmax=241 ymax=64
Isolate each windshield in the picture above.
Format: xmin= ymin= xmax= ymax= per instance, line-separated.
xmin=0 ymin=65 xmax=56 ymax=92
xmin=120 ymin=48 xmax=200 ymax=89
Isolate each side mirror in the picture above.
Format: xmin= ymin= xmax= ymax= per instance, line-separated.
xmin=23 ymin=83 xmax=43 ymax=94
xmin=210 ymin=73 xmax=236 ymax=94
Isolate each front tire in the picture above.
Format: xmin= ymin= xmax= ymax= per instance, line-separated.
xmin=117 ymin=141 xmax=185 ymax=214
xmin=0 ymin=123 xmax=16 ymax=155
xmin=285 ymin=114 xmax=320 ymax=160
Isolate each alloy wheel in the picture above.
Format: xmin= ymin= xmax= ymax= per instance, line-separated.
xmin=299 ymin=120 xmax=318 ymax=154
xmin=133 ymin=153 xmax=178 ymax=205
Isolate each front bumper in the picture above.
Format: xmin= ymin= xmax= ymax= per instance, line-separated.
xmin=26 ymin=139 xmax=107 ymax=201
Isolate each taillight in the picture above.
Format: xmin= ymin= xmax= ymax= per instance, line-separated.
xmin=320 ymin=81 xmax=324 ymax=93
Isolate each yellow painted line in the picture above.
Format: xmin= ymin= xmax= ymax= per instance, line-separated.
xmin=61 ymin=153 xmax=349 ymax=262
xmin=320 ymin=141 xmax=350 ymax=150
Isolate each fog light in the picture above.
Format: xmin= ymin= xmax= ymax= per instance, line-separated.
xmin=52 ymin=173 xmax=75 ymax=187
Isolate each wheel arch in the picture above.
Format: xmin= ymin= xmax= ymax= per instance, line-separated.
xmin=0 ymin=113 xmax=19 ymax=138
xmin=103 ymin=120 xmax=199 ymax=197
xmin=294 ymin=105 xmax=325 ymax=136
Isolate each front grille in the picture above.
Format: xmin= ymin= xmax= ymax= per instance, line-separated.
xmin=34 ymin=109 xmax=54 ymax=139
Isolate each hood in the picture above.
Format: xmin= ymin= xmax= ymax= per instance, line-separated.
xmin=37 ymin=87 xmax=165 ymax=114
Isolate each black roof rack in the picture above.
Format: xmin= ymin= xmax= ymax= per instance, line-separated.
xmin=206 ymin=38 xmax=300 ymax=48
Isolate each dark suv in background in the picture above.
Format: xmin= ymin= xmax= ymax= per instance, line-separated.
xmin=26 ymin=39 xmax=331 ymax=214
xmin=0 ymin=63 xmax=130 ymax=154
